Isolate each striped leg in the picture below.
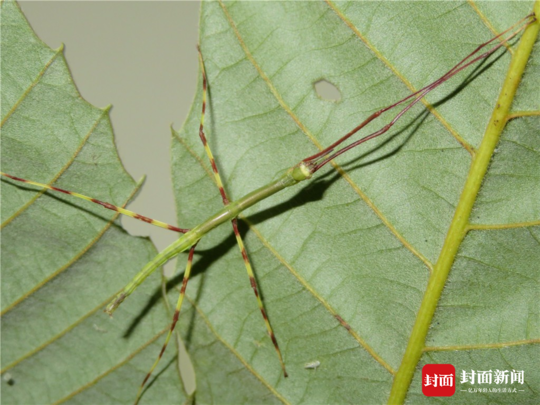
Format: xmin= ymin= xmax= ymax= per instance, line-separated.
xmin=134 ymin=244 xmax=197 ymax=405
xmin=1 ymin=171 xmax=195 ymax=401
xmin=197 ymin=48 xmax=288 ymax=377
xmin=1 ymin=172 xmax=188 ymax=233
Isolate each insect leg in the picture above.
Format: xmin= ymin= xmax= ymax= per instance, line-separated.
xmin=195 ymin=47 xmax=288 ymax=377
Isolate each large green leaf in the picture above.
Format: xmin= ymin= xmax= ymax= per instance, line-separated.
xmin=2 ymin=1 xmax=539 ymax=405
xmin=172 ymin=1 xmax=539 ymax=404
xmin=1 ymin=1 xmax=186 ymax=404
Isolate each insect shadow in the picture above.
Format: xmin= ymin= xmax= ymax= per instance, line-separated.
xmin=123 ymin=176 xmax=332 ymax=339
xmin=0 ymin=181 xmax=133 ymax=231
xmin=138 ymin=354 xmax=177 ymax=399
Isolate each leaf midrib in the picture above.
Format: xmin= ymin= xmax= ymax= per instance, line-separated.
xmin=389 ymin=5 xmax=540 ymax=402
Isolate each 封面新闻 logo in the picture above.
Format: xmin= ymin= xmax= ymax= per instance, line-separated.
xmin=422 ymin=364 xmax=456 ymax=396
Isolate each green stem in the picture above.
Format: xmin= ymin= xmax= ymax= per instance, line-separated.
xmin=105 ymin=163 xmax=312 ymax=314
xmin=387 ymin=3 xmax=540 ymax=404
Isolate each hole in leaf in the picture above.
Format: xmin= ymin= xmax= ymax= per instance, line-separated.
xmin=314 ymin=79 xmax=341 ymax=102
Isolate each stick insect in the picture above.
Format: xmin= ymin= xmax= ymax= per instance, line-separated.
xmin=2 ymin=2 xmax=539 ymax=404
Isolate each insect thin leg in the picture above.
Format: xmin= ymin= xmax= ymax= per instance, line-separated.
xmin=195 ymin=47 xmax=288 ymax=377
xmin=134 ymin=244 xmax=197 ymax=405
xmin=0 ymin=172 xmax=188 ymax=233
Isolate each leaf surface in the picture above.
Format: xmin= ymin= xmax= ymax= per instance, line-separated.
xmin=171 ymin=1 xmax=539 ymax=404
xmin=1 ymin=1 xmax=539 ymax=404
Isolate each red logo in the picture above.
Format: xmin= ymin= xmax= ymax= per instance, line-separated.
xmin=422 ymin=364 xmax=455 ymax=396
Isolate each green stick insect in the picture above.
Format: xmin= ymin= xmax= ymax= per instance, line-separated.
xmin=2 ymin=2 xmax=539 ymax=404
